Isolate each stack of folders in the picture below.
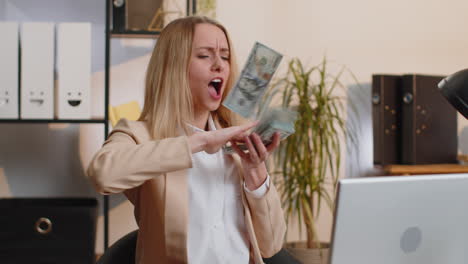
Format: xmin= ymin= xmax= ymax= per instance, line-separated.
xmin=0 ymin=22 xmax=92 ymax=120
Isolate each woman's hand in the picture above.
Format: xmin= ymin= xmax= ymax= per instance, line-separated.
xmin=188 ymin=121 xmax=258 ymax=154
xmin=231 ymin=132 xmax=281 ymax=191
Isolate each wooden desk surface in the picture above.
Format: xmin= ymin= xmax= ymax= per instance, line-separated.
xmin=382 ymin=164 xmax=468 ymax=175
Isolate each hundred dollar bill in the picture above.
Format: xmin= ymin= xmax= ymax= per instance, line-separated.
xmin=253 ymin=108 xmax=297 ymax=145
xmin=223 ymin=42 xmax=283 ymax=119
xmin=223 ymin=108 xmax=297 ymax=154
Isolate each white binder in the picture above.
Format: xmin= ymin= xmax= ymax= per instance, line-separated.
xmin=56 ymin=23 xmax=91 ymax=119
xmin=0 ymin=22 xmax=19 ymax=119
xmin=20 ymin=22 xmax=55 ymax=119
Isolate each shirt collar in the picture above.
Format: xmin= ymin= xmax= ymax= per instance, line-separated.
xmin=187 ymin=114 xmax=217 ymax=132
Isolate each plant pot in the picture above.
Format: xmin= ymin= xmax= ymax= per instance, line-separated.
xmin=285 ymin=241 xmax=330 ymax=264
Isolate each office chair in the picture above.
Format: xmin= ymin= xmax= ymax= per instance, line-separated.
xmin=96 ymin=229 xmax=300 ymax=264
xmin=96 ymin=230 xmax=138 ymax=264
xmin=264 ymin=248 xmax=302 ymax=264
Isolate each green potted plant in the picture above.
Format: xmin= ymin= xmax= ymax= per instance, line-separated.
xmin=268 ymin=57 xmax=358 ymax=264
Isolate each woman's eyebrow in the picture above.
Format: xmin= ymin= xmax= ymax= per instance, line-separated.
xmin=196 ymin=46 xmax=230 ymax=53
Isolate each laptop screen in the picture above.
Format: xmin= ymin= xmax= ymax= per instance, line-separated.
xmin=329 ymin=174 xmax=468 ymax=264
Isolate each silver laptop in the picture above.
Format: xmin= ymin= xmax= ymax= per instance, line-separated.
xmin=329 ymin=174 xmax=468 ymax=264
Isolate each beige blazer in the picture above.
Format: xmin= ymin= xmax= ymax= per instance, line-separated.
xmin=87 ymin=119 xmax=286 ymax=264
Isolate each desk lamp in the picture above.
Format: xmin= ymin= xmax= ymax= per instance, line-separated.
xmin=438 ymin=69 xmax=468 ymax=119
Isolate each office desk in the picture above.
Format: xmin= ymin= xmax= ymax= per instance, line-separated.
xmin=381 ymin=164 xmax=468 ymax=175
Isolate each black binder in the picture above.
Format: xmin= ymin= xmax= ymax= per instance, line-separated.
xmin=401 ymin=74 xmax=458 ymax=164
xmin=372 ymin=74 xmax=403 ymax=165
xmin=112 ymin=0 xmax=164 ymax=33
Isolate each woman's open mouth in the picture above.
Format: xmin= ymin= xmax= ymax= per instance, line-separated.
xmin=208 ymin=78 xmax=223 ymax=99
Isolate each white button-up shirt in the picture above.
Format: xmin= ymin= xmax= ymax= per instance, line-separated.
xmin=187 ymin=116 xmax=269 ymax=264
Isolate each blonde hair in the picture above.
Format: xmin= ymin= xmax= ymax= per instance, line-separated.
xmin=139 ymin=16 xmax=240 ymax=139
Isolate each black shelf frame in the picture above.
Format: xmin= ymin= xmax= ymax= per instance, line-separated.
xmin=104 ymin=0 xmax=111 ymax=250
xmin=111 ymin=30 xmax=161 ymax=38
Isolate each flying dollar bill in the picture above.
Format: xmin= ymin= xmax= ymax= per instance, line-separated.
xmin=222 ymin=42 xmax=283 ymax=119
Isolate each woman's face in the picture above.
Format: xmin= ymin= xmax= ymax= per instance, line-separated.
xmin=188 ymin=23 xmax=230 ymax=117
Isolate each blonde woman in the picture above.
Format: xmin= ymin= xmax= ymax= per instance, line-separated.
xmin=87 ymin=16 xmax=286 ymax=264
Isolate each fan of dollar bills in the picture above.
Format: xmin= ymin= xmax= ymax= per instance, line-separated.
xmin=222 ymin=42 xmax=298 ymax=153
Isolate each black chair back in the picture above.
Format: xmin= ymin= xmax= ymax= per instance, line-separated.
xmin=97 ymin=230 xmax=138 ymax=264
xmin=96 ymin=229 xmax=301 ymax=264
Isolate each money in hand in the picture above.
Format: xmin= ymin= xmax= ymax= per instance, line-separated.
xmin=253 ymin=108 xmax=297 ymax=145
xmin=223 ymin=108 xmax=297 ymax=154
xmin=222 ymin=42 xmax=283 ymax=119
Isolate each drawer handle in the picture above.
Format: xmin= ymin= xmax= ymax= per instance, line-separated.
xmin=35 ymin=217 xmax=52 ymax=235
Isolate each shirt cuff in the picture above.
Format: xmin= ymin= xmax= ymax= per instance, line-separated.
xmin=243 ymin=175 xmax=270 ymax=198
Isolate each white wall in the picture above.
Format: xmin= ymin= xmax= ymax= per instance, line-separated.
xmin=220 ymin=0 xmax=468 ymax=81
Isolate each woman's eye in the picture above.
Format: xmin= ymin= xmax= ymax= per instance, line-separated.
xmin=198 ymin=55 xmax=209 ymax=59
xmin=221 ymin=56 xmax=230 ymax=61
